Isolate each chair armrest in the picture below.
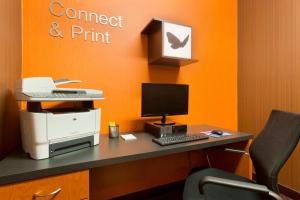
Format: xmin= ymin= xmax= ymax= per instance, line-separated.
xmin=199 ymin=176 xmax=283 ymax=200
xmin=224 ymin=148 xmax=249 ymax=156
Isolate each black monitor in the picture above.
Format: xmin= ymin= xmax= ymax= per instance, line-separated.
xmin=141 ymin=83 xmax=189 ymax=125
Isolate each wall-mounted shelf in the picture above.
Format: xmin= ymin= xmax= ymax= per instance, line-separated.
xmin=142 ymin=18 xmax=198 ymax=67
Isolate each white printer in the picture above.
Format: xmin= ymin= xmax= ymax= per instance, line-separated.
xmin=15 ymin=77 xmax=104 ymax=160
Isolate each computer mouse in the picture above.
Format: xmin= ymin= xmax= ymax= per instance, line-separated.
xmin=211 ymin=130 xmax=223 ymax=135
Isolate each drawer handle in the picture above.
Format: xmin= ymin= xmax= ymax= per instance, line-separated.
xmin=32 ymin=188 xmax=61 ymax=199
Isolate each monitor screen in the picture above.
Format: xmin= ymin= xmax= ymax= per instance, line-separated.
xmin=141 ymin=83 xmax=189 ymax=117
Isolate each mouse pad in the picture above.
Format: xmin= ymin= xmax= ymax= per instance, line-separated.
xmin=201 ymin=131 xmax=232 ymax=138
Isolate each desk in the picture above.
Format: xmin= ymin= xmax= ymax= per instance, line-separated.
xmin=0 ymin=125 xmax=252 ymax=199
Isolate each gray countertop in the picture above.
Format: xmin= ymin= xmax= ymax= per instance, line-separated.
xmin=0 ymin=125 xmax=252 ymax=186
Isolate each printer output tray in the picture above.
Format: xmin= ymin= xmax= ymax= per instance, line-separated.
xmin=49 ymin=135 xmax=94 ymax=157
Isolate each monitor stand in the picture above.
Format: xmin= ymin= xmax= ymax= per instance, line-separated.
xmin=153 ymin=114 xmax=176 ymax=126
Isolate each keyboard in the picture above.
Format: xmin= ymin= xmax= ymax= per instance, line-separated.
xmin=152 ymin=134 xmax=209 ymax=146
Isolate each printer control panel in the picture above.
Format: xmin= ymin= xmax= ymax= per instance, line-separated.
xmin=15 ymin=77 xmax=104 ymax=102
xmin=25 ymin=92 xmax=102 ymax=99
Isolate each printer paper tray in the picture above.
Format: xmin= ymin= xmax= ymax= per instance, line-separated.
xmin=49 ymin=136 xmax=94 ymax=157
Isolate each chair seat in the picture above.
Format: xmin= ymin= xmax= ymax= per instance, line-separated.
xmin=183 ymin=168 xmax=266 ymax=200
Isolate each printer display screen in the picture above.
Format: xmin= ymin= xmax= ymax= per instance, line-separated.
xmin=52 ymin=90 xmax=86 ymax=94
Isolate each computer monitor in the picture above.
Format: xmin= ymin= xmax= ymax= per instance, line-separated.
xmin=141 ymin=83 xmax=189 ymax=125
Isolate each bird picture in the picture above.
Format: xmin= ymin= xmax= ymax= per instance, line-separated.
xmin=166 ymin=32 xmax=190 ymax=49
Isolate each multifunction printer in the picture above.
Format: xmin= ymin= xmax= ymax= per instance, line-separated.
xmin=15 ymin=77 xmax=104 ymax=160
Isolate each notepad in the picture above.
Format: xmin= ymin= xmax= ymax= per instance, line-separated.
xmin=120 ymin=134 xmax=137 ymax=141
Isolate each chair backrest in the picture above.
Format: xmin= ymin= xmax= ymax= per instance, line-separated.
xmin=249 ymin=110 xmax=300 ymax=193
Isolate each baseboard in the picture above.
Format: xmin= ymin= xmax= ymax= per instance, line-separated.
xmin=113 ymin=176 xmax=300 ymax=200
xmin=252 ymin=173 xmax=300 ymax=199
xmin=111 ymin=180 xmax=184 ymax=200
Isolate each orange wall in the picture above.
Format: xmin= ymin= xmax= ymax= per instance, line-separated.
xmin=22 ymin=0 xmax=237 ymax=133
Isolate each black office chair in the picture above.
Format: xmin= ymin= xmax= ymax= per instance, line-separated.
xmin=183 ymin=110 xmax=300 ymax=200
